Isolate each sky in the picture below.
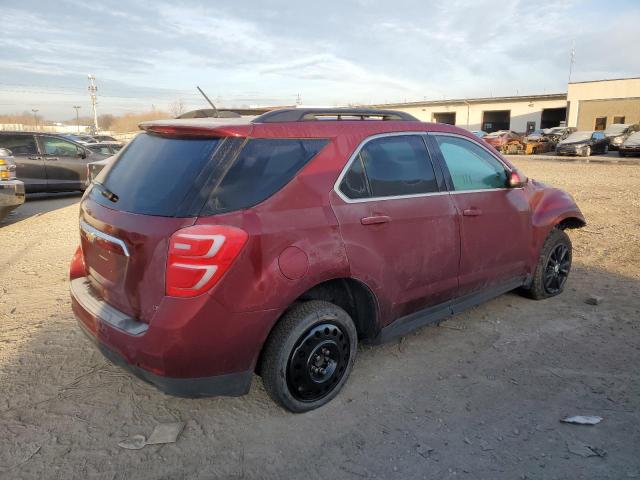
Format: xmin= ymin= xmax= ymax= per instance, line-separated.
xmin=1 ymin=0 xmax=639 ymax=120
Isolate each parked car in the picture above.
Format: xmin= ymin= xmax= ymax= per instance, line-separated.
xmin=86 ymin=156 xmax=114 ymax=186
xmin=556 ymin=131 xmax=609 ymax=156
xmin=603 ymin=123 xmax=640 ymax=150
xmin=482 ymin=130 xmax=522 ymax=151
xmin=0 ymin=148 xmax=25 ymax=221
xmin=0 ymin=132 xmax=110 ymax=192
xmin=87 ymin=142 xmax=123 ymax=156
xmin=69 ymin=108 xmax=585 ymax=412
xmin=544 ymin=127 xmax=576 ymax=142
xmin=93 ymin=135 xmax=122 ymax=145
xmin=63 ymin=134 xmax=98 ymax=145
xmin=472 ymin=130 xmax=488 ymax=138
xmin=618 ymin=131 xmax=640 ymax=157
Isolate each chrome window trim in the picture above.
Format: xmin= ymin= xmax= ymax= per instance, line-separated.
xmin=333 ymin=131 xmax=443 ymax=204
xmin=80 ymin=220 xmax=130 ymax=257
xmin=333 ymin=131 xmax=519 ymax=204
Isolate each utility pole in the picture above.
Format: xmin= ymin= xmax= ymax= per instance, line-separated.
xmin=296 ymin=93 xmax=302 ymax=106
xmin=568 ymin=41 xmax=576 ymax=83
xmin=73 ymin=106 xmax=81 ymax=133
xmin=31 ymin=108 xmax=39 ymax=130
xmin=87 ymin=74 xmax=99 ymax=132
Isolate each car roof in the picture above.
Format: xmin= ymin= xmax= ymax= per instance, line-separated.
xmin=139 ymin=109 xmax=477 ymax=141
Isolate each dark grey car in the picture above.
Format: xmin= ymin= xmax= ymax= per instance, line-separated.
xmin=0 ymin=132 xmax=109 ymax=193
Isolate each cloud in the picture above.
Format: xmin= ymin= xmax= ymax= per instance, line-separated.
xmin=0 ymin=0 xmax=638 ymax=119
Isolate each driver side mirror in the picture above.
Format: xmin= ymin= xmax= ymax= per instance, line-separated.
xmin=508 ymin=170 xmax=527 ymax=188
xmin=78 ymin=149 xmax=87 ymax=159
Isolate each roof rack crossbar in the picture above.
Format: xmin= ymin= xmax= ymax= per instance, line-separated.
xmin=252 ymin=108 xmax=418 ymax=123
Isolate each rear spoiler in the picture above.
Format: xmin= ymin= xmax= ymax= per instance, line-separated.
xmin=139 ymin=118 xmax=253 ymax=138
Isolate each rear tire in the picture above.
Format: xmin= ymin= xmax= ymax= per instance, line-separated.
xmin=260 ymin=300 xmax=358 ymax=413
xmin=523 ymin=228 xmax=572 ymax=300
xmin=619 ymin=150 xmax=626 ymax=157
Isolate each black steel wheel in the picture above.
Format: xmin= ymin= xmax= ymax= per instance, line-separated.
xmin=543 ymin=243 xmax=570 ymax=294
xmin=286 ymin=323 xmax=351 ymax=402
xmin=522 ymin=228 xmax=573 ymax=300
xmin=260 ymin=300 xmax=358 ymax=412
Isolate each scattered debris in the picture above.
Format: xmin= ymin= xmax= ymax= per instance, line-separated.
xmin=566 ymin=440 xmax=607 ymax=458
xmin=415 ymin=443 xmax=434 ymax=458
xmin=145 ymin=422 xmax=185 ymax=445
xmin=464 ymin=437 xmax=472 ymax=445
xmin=118 ymin=434 xmax=146 ymax=450
xmin=118 ymin=422 xmax=185 ymax=450
xmin=585 ymin=295 xmax=604 ymax=305
xmin=479 ymin=440 xmax=493 ymax=451
xmin=561 ymin=415 xmax=603 ymax=426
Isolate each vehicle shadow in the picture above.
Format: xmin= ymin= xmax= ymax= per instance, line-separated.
xmin=0 ymin=191 xmax=82 ymax=227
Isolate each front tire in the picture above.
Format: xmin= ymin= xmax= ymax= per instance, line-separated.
xmin=583 ymin=146 xmax=592 ymax=157
xmin=524 ymin=228 xmax=573 ymax=300
xmin=260 ymin=300 xmax=358 ymax=413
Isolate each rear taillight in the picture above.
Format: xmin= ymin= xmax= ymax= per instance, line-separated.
xmin=166 ymin=225 xmax=248 ymax=298
xmin=0 ymin=159 xmax=15 ymax=181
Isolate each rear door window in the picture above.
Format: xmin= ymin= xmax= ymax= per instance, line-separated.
xmin=202 ymin=138 xmax=328 ymax=215
xmin=358 ymin=135 xmax=438 ymax=197
xmin=0 ymin=134 xmax=38 ymax=156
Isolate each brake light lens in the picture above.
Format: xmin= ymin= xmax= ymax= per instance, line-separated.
xmin=166 ymin=225 xmax=248 ymax=297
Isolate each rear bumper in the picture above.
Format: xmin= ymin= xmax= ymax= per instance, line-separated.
xmin=70 ymin=277 xmax=277 ymax=397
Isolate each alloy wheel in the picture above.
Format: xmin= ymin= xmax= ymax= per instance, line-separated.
xmin=544 ymin=244 xmax=570 ymax=294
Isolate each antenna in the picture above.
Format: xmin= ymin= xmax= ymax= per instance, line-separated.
xmin=196 ymin=86 xmax=219 ymax=117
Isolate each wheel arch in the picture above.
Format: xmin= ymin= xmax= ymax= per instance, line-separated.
xmin=255 ymin=277 xmax=380 ymax=375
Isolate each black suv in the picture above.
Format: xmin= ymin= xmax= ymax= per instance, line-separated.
xmin=0 ymin=132 xmax=109 ymax=193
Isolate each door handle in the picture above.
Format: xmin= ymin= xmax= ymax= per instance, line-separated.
xmin=361 ymin=215 xmax=391 ymax=225
xmin=28 ymin=156 xmax=42 ymax=160
xmin=463 ymin=208 xmax=482 ymax=216
xmin=45 ymin=157 xmax=59 ymax=162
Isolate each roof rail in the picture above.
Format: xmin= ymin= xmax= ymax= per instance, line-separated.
xmin=252 ymin=108 xmax=419 ymax=123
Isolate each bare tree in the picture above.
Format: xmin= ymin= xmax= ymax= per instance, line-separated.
xmin=169 ymin=99 xmax=186 ymax=118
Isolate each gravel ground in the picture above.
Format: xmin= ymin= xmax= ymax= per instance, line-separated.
xmin=1 ymin=159 xmax=639 ymax=480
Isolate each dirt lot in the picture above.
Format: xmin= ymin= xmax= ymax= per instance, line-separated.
xmin=1 ymin=159 xmax=639 ymax=480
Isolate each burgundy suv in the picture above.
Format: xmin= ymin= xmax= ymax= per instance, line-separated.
xmin=70 ymin=108 xmax=585 ymax=412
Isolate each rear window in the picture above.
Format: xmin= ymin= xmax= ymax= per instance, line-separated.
xmin=91 ymin=133 xmax=221 ymax=216
xmin=90 ymin=134 xmax=327 ymax=217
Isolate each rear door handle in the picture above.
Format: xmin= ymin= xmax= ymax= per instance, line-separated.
xmin=463 ymin=208 xmax=482 ymax=217
xmin=45 ymin=157 xmax=59 ymax=162
xmin=361 ymin=215 xmax=392 ymax=225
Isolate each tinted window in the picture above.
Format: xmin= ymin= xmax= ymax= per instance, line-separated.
xmin=359 ymin=135 xmax=438 ymax=197
xmin=41 ymin=136 xmax=83 ymax=157
xmin=435 ymin=135 xmax=508 ymax=191
xmin=592 ymin=132 xmax=605 ymax=140
xmin=202 ymin=138 xmax=327 ymax=214
xmin=0 ymin=134 xmax=38 ymax=156
xmin=339 ymin=155 xmax=371 ymax=199
xmin=92 ymin=133 xmax=221 ymax=217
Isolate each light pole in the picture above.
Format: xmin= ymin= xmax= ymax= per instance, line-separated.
xmin=31 ymin=108 xmax=39 ymax=131
xmin=73 ymin=106 xmax=81 ymax=133
xmin=87 ymin=74 xmax=99 ymax=132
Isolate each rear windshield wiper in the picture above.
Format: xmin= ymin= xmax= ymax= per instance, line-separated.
xmin=94 ymin=182 xmax=119 ymax=203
